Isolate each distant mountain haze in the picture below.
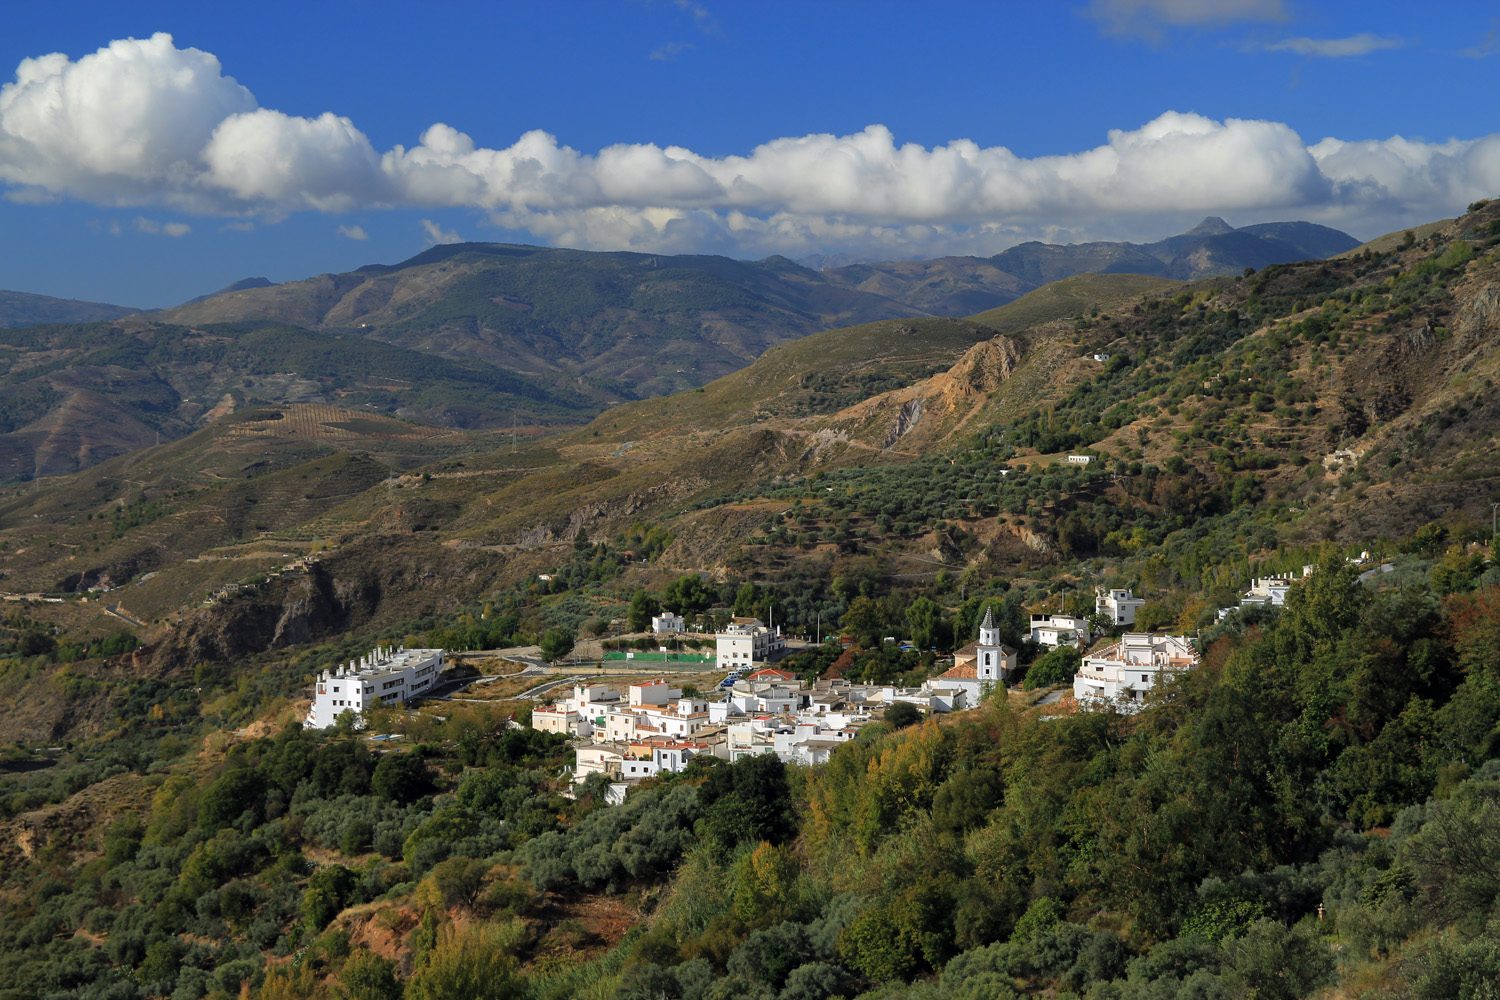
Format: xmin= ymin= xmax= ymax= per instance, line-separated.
xmin=0 ymin=289 xmax=142 ymax=328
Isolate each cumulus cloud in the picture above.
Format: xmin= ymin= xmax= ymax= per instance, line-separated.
xmin=3 ymin=33 xmax=1500 ymax=261
xmin=0 ymin=33 xmax=255 ymax=208
xmin=420 ymin=219 xmax=462 ymax=244
xmin=1255 ymin=34 xmax=1404 ymax=57
xmin=337 ymin=224 xmax=369 ymax=240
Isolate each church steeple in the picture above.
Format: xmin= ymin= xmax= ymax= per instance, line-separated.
xmin=978 ymin=606 xmax=1000 ymax=648
xmin=977 ymin=605 xmax=1004 ymax=680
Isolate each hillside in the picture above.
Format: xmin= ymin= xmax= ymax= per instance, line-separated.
xmin=0 ymin=320 xmax=588 ymax=480
xmin=0 ymin=205 xmax=1493 ymax=699
xmin=155 ymin=244 xmax=944 ymax=400
xmin=0 ymin=289 xmax=141 ymax=329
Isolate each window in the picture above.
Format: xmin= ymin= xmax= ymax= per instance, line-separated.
xmin=1141 ymin=675 xmax=1149 ymax=683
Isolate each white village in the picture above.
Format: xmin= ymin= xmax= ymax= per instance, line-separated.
xmin=298 ymin=573 xmax=1412 ymax=803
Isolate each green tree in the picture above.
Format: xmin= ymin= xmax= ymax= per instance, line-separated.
xmin=1223 ymin=919 xmax=1335 ymax=1000
xmin=372 ymin=752 xmax=433 ymax=804
xmin=842 ymin=596 xmax=884 ymax=646
xmin=303 ymin=864 xmax=358 ymax=932
xmin=539 ymin=629 xmax=576 ymax=665
xmin=664 ymin=573 xmax=712 ymax=614
xmin=335 ymin=951 xmax=403 ymax=1000
xmin=407 ymin=922 xmax=526 ymax=1000
xmin=905 ymin=596 xmax=946 ymax=650
xmin=885 ymin=701 xmax=922 ymax=729
xmin=427 ymin=856 xmax=488 ymax=909
xmin=932 ymin=769 xmax=1003 ymax=834
xmin=698 ymin=754 xmax=796 ymax=849
xmin=628 ymin=591 xmax=660 ymax=632
xmin=1022 ymin=645 xmax=1081 ymax=690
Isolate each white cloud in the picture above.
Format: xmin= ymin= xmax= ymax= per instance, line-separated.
xmin=1256 ymin=34 xmax=1404 ymax=57
xmin=420 ymin=219 xmax=462 ymax=244
xmin=1460 ymin=21 xmax=1500 ymax=58
xmin=337 ymin=224 xmax=369 ymax=240
xmin=134 ymin=216 xmax=190 ymax=237
xmin=3 ymin=33 xmax=1500 ymax=261
xmin=1086 ymin=0 xmax=1286 ymax=36
xmin=649 ymin=41 xmax=694 ymax=61
xmin=673 ymin=0 xmax=722 ymax=37
xmin=0 ymin=33 xmax=255 ymax=208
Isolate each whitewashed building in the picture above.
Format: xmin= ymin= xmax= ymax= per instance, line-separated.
xmin=306 ymin=647 xmax=445 ymax=729
xmin=1073 ymin=633 xmax=1199 ymax=712
xmin=651 ymin=612 xmax=686 ymax=635
xmin=1030 ymin=612 xmax=1090 ymax=648
xmin=716 ymin=618 xmax=786 ymax=669
xmin=1241 ymin=576 xmax=1296 ymax=607
xmin=1095 ymin=588 xmax=1147 ymax=627
xmin=531 ymin=705 xmax=585 ymax=736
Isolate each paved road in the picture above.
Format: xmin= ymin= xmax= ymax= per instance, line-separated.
xmin=104 ymin=604 xmax=146 ymax=627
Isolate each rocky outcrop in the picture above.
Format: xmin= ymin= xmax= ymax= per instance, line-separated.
xmin=882 ymin=399 xmax=924 ymax=449
xmin=139 ymin=535 xmax=515 ymax=675
xmin=943 ymin=335 xmax=1025 ymax=398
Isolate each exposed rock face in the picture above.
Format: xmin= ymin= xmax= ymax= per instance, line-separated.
xmin=140 ymin=535 xmax=513 ymax=674
xmin=1454 ymin=281 xmax=1500 ymax=356
xmin=944 ymin=335 xmax=1025 ymax=397
xmin=883 ymin=399 xmax=924 ymax=449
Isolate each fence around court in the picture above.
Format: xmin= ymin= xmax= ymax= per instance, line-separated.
xmin=601 ymin=651 xmax=716 ymax=663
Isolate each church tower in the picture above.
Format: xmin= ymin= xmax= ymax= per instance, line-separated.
xmin=977 ymin=606 xmax=1004 ymax=681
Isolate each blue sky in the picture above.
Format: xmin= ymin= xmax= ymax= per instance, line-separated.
xmin=2 ymin=0 xmax=1497 ymax=307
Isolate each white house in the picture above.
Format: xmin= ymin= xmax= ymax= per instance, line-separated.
xmin=532 ymin=704 xmax=585 ymax=736
xmin=629 ymin=680 xmax=679 ymax=707
xmin=1065 ymin=455 xmax=1092 ymax=465
xmin=716 ymin=618 xmax=786 ymax=669
xmin=1030 ymin=612 xmax=1090 ymax=648
xmin=1073 ymin=633 xmax=1199 ymax=712
xmin=306 ymin=647 xmax=445 ymax=729
xmin=1241 ymin=576 xmax=1295 ymax=607
xmin=1095 ymin=588 xmax=1146 ymax=627
xmin=651 ymin=612 xmax=686 ymax=635
xmin=574 ymin=744 xmax=627 ymax=782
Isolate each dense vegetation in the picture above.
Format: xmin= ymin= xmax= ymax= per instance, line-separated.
xmin=2 ymin=544 xmax=1498 ymax=1000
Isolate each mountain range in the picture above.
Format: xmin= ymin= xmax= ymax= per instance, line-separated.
xmin=0 ymin=197 xmax=1488 ymax=734
xmin=0 ymin=217 xmax=1359 ymax=481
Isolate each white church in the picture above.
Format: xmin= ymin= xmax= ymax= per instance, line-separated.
xmin=924 ymin=606 xmax=1017 ymax=705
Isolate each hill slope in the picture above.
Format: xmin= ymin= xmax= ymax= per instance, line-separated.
xmin=0 ymin=319 xmax=588 ymax=480
xmin=155 ymin=244 xmax=942 ymax=400
xmin=0 ymin=289 xmax=141 ymax=329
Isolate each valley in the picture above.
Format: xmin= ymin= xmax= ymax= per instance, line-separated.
xmin=0 ymin=203 xmax=1497 ymax=1000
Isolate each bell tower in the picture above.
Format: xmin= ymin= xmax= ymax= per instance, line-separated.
xmin=977 ymin=606 xmax=1003 ymax=681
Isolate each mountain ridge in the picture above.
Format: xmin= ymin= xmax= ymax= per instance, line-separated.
xmin=0 ymin=289 xmax=142 ymax=329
